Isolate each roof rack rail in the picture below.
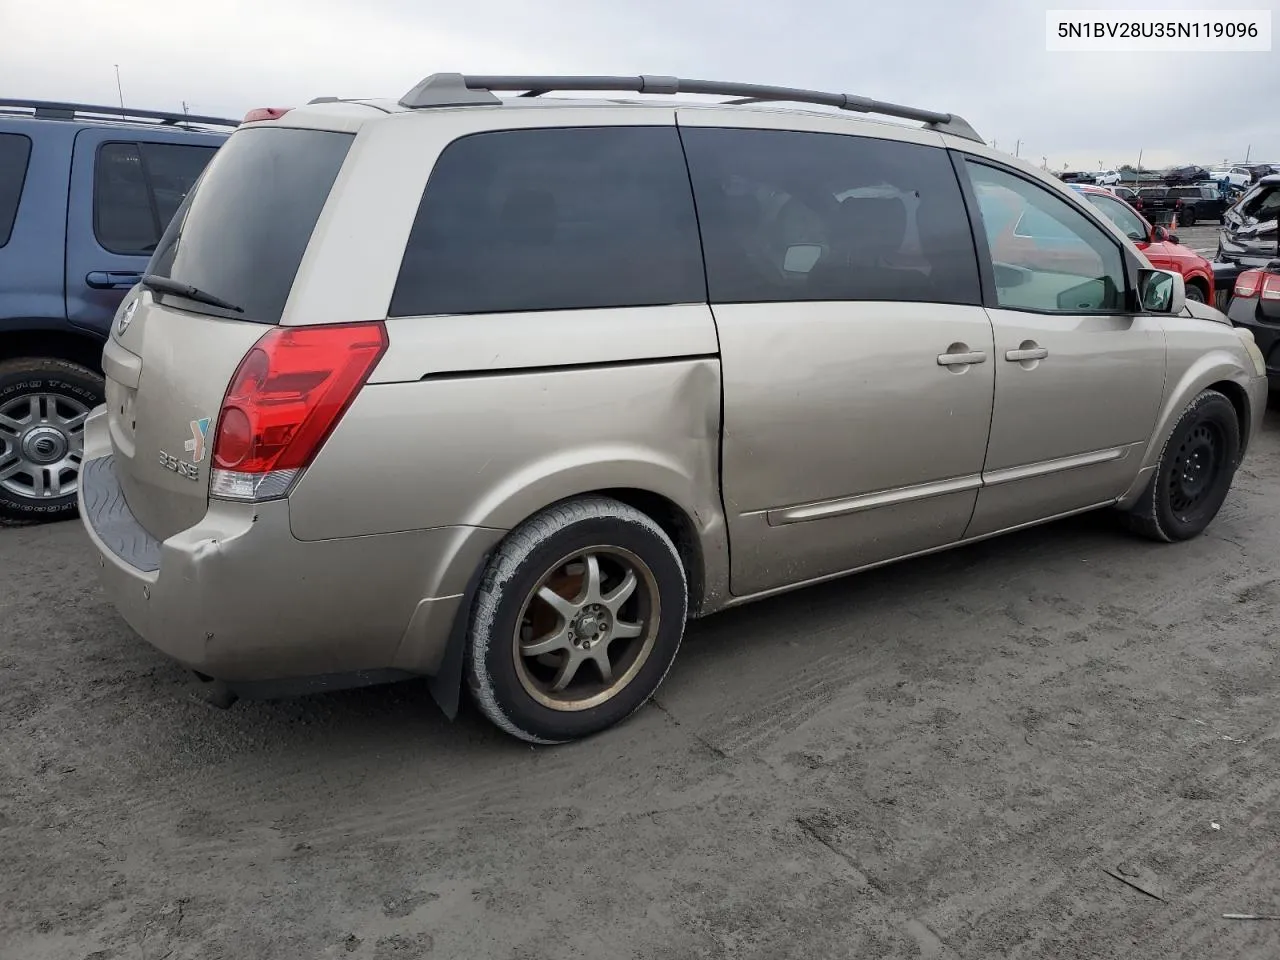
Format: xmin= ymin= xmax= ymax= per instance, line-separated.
xmin=397 ymin=73 xmax=983 ymax=143
xmin=0 ymin=98 xmax=239 ymax=128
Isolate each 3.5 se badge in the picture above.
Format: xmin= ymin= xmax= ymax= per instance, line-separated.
xmin=158 ymin=418 xmax=210 ymax=481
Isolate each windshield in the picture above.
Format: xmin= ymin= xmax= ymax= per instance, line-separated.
xmin=147 ymin=127 xmax=353 ymax=324
xmin=1239 ymin=184 xmax=1280 ymax=222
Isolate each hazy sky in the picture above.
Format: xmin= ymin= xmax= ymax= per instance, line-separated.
xmin=3 ymin=0 xmax=1275 ymax=170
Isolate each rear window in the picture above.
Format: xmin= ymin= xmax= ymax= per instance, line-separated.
xmin=0 ymin=133 xmax=32 ymax=248
xmin=389 ymin=126 xmax=704 ymax=317
xmin=1137 ymin=188 xmax=1167 ymax=198
xmin=147 ymin=127 xmax=353 ymax=324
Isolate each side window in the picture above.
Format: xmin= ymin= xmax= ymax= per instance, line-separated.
xmin=1084 ymin=193 xmax=1148 ymax=242
xmin=389 ymin=126 xmax=704 ymax=317
xmin=94 ymin=141 xmax=216 ymax=256
xmin=680 ymin=127 xmax=981 ymax=305
xmin=0 ymin=133 xmax=31 ymax=248
xmin=965 ymin=161 xmax=1126 ymax=314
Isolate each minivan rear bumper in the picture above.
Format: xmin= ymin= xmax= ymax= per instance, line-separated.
xmin=80 ymin=409 xmax=502 ymax=685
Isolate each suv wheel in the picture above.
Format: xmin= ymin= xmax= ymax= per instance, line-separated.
xmin=1185 ymin=283 xmax=1206 ymax=303
xmin=466 ymin=497 xmax=688 ymax=743
xmin=1123 ymin=389 xmax=1240 ymax=542
xmin=1179 ymin=205 xmax=1198 ymax=226
xmin=0 ymin=358 xmax=103 ymax=525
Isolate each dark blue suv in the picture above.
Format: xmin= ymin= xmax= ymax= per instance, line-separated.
xmin=0 ymin=100 xmax=234 ymax=523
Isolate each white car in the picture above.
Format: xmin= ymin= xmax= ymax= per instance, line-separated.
xmin=1096 ymin=170 xmax=1122 ymax=186
xmin=1210 ymin=167 xmax=1252 ymax=188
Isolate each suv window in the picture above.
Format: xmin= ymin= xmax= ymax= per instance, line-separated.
xmin=679 ymin=127 xmax=980 ymax=305
xmin=94 ymin=142 xmax=217 ymax=256
xmin=1083 ymin=192 xmax=1148 ymax=242
xmin=148 ymin=127 xmax=352 ymax=324
xmin=390 ymin=127 xmax=704 ymax=317
xmin=0 ymin=133 xmax=31 ymax=248
xmin=1138 ymin=188 xmax=1167 ymax=198
xmin=1168 ymin=187 xmax=1200 ymax=199
xmin=966 ymin=162 xmax=1126 ymax=314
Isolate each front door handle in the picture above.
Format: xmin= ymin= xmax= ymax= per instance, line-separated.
xmin=1005 ymin=346 xmax=1049 ymax=362
xmin=936 ymin=350 xmax=987 ymax=366
xmin=86 ymin=271 xmax=143 ymax=290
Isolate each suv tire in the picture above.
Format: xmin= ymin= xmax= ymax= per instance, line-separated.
xmin=0 ymin=358 xmax=103 ymax=525
xmin=1179 ymin=205 xmax=1198 ymax=226
xmin=466 ymin=497 xmax=688 ymax=743
xmin=1123 ymin=389 xmax=1240 ymax=542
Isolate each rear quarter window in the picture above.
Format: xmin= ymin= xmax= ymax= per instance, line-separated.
xmin=389 ymin=126 xmax=705 ymax=317
xmin=147 ymin=127 xmax=353 ymax=323
xmin=0 ymin=132 xmax=32 ymax=248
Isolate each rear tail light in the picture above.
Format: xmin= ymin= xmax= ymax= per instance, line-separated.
xmin=1263 ymin=273 xmax=1280 ymax=301
xmin=210 ymin=322 xmax=388 ymax=501
xmin=1234 ymin=270 xmax=1265 ymax=297
xmin=242 ymin=107 xmax=293 ymax=124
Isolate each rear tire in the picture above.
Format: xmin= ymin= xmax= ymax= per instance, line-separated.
xmin=1180 ymin=206 xmax=1197 ymax=226
xmin=0 ymin=358 xmax=103 ymax=525
xmin=1184 ymin=282 xmax=1207 ymax=304
xmin=466 ymin=497 xmax=688 ymax=744
xmin=1122 ymin=390 xmax=1240 ymax=542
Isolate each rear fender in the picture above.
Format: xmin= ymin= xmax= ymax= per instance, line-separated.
xmin=460 ymin=446 xmax=730 ymax=613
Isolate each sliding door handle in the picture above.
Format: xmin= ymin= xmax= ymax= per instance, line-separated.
xmin=937 ymin=350 xmax=987 ymax=366
xmin=1005 ymin=346 xmax=1049 ymax=362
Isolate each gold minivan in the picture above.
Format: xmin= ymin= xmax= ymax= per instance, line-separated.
xmin=80 ymin=75 xmax=1269 ymax=742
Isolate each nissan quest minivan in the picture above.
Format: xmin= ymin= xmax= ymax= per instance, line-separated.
xmin=80 ymin=75 xmax=1269 ymax=743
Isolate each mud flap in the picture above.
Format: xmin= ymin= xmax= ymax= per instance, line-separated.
xmin=427 ymin=551 xmax=491 ymax=720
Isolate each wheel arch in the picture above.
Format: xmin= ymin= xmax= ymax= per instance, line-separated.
xmin=1120 ymin=354 xmax=1255 ymax=507
xmin=426 ymin=468 xmax=732 ymax=723
xmin=0 ymin=325 xmax=106 ymax=374
xmin=1184 ymin=272 xmax=1212 ymax=301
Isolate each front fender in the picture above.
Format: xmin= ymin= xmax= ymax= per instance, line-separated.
xmin=1118 ymin=346 xmax=1256 ymax=507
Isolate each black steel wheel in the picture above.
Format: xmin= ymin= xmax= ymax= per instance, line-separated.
xmin=1123 ymin=389 xmax=1241 ymax=542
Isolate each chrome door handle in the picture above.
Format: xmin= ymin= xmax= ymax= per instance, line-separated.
xmin=1005 ymin=347 xmax=1049 ymax=362
xmin=937 ymin=350 xmax=986 ymax=366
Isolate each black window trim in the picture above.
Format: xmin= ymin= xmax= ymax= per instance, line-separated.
xmin=0 ymin=132 xmax=33 ymax=249
xmin=951 ymin=151 xmax=1145 ymax=317
xmin=92 ymin=139 xmax=215 ymax=258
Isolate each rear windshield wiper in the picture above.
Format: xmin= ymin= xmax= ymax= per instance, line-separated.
xmin=141 ymin=274 xmax=244 ymax=314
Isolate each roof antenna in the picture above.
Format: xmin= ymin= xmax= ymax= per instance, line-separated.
xmin=113 ymin=64 xmax=125 ymax=120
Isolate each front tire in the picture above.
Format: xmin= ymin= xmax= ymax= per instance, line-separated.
xmin=1123 ymin=390 xmax=1240 ymax=542
xmin=0 ymin=358 xmax=103 ymax=525
xmin=1184 ymin=282 xmax=1206 ymax=304
xmin=466 ymin=497 xmax=688 ymax=744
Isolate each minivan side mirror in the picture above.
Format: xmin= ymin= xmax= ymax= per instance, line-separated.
xmin=1138 ymin=268 xmax=1186 ymax=315
xmin=1151 ymin=225 xmax=1170 ymax=242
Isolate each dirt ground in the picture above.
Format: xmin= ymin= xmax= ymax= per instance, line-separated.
xmin=3 ymin=403 xmax=1279 ymax=960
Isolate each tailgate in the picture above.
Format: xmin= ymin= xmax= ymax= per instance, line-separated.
xmin=104 ymin=293 xmax=265 ymax=540
xmin=100 ymin=122 xmax=356 ymax=540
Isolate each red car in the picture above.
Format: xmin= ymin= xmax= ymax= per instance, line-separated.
xmin=1069 ymin=183 xmax=1215 ymax=304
